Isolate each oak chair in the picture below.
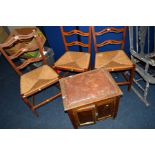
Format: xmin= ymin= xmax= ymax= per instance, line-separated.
xmin=92 ymin=26 xmax=135 ymax=91
xmin=0 ymin=29 xmax=61 ymax=116
xmin=53 ymin=26 xmax=91 ymax=73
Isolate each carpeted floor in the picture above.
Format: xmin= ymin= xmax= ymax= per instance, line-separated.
xmin=0 ymin=55 xmax=155 ymax=129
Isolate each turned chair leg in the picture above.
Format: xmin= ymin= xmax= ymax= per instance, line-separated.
xmin=22 ymin=96 xmax=39 ymax=117
xmin=144 ymin=81 xmax=150 ymax=100
xmin=128 ymin=65 xmax=135 ymax=91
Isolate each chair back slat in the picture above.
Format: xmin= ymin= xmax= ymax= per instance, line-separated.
xmin=154 ymin=27 xmax=155 ymax=52
xmin=138 ymin=26 xmax=147 ymax=55
xmin=9 ymin=47 xmax=33 ymax=60
xmin=96 ymin=40 xmax=123 ymax=48
xmin=148 ymin=27 xmax=150 ymax=54
xmin=63 ymin=29 xmax=89 ymax=36
xmin=0 ymin=32 xmax=35 ymax=48
xmin=66 ymin=41 xmax=89 ymax=48
xmin=136 ymin=26 xmax=139 ymax=53
xmin=17 ymin=57 xmax=43 ymax=70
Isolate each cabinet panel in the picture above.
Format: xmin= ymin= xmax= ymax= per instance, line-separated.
xmin=74 ymin=105 xmax=96 ymax=126
xmin=96 ymin=99 xmax=115 ymax=121
xmin=68 ymin=97 xmax=119 ymax=128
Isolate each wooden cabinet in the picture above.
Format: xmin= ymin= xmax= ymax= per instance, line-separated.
xmin=59 ymin=68 xmax=122 ymax=128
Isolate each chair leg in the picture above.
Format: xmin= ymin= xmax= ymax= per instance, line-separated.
xmin=131 ymin=83 xmax=150 ymax=107
xmin=144 ymin=81 xmax=149 ymax=100
xmin=32 ymin=95 xmax=35 ymax=106
xmin=68 ymin=110 xmax=78 ymax=129
xmin=128 ymin=65 xmax=135 ymax=91
xmin=55 ymin=83 xmax=61 ymax=90
xmin=113 ymin=96 xmax=120 ymax=119
xmin=22 ymin=96 xmax=39 ymax=117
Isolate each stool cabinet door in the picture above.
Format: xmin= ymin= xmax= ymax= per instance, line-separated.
xmin=68 ymin=96 xmax=120 ymax=128
xmin=73 ymin=104 xmax=96 ymax=127
xmin=96 ymin=98 xmax=116 ymax=121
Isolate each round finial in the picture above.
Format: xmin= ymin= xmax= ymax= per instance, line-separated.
xmin=14 ymin=36 xmax=19 ymax=40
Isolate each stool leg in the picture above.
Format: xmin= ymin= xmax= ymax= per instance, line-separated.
xmin=68 ymin=110 xmax=78 ymax=129
xmin=128 ymin=65 xmax=135 ymax=91
xmin=32 ymin=95 xmax=35 ymax=106
xmin=113 ymin=96 xmax=120 ymax=119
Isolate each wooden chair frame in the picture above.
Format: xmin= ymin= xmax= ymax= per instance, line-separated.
xmin=54 ymin=26 xmax=92 ymax=73
xmin=0 ymin=29 xmax=61 ymax=116
xmin=92 ymin=26 xmax=135 ymax=91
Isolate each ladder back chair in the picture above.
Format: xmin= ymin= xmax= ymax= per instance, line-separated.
xmin=92 ymin=26 xmax=135 ymax=91
xmin=0 ymin=29 xmax=61 ymax=116
xmin=129 ymin=26 xmax=155 ymax=106
xmin=54 ymin=26 xmax=91 ymax=73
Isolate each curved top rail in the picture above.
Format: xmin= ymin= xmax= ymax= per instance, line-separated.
xmin=0 ymin=31 xmax=36 ymax=48
xmin=63 ymin=29 xmax=89 ymax=36
xmin=95 ymin=27 xmax=125 ymax=36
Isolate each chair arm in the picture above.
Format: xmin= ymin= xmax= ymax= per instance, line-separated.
xmin=130 ymin=50 xmax=155 ymax=66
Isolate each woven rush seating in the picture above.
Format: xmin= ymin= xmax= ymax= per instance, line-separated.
xmin=21 ymin=65 xmax=59 ymax=97
xmin=54 ymin=51 xmax=90 ymax=72
xmin=95 ymin=50 xmax=133 ymax=71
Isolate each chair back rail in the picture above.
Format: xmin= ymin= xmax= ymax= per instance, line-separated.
xmin=0 ymin=32 xmax=35 ymax=48
xmin=63 ymin=29 xmax=89 ymax=36
xmin=95 ymin=27 xmax=125 ymax=36
xmin=66 ymin=41 xmax=89 ymax=48
xmin=60 ymin=26 xmax=91 ymax=53
xmin=92 ymin=26 xmax=126 ymax=53
xmin=0 ymin=30 xmax=46 ymax=76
